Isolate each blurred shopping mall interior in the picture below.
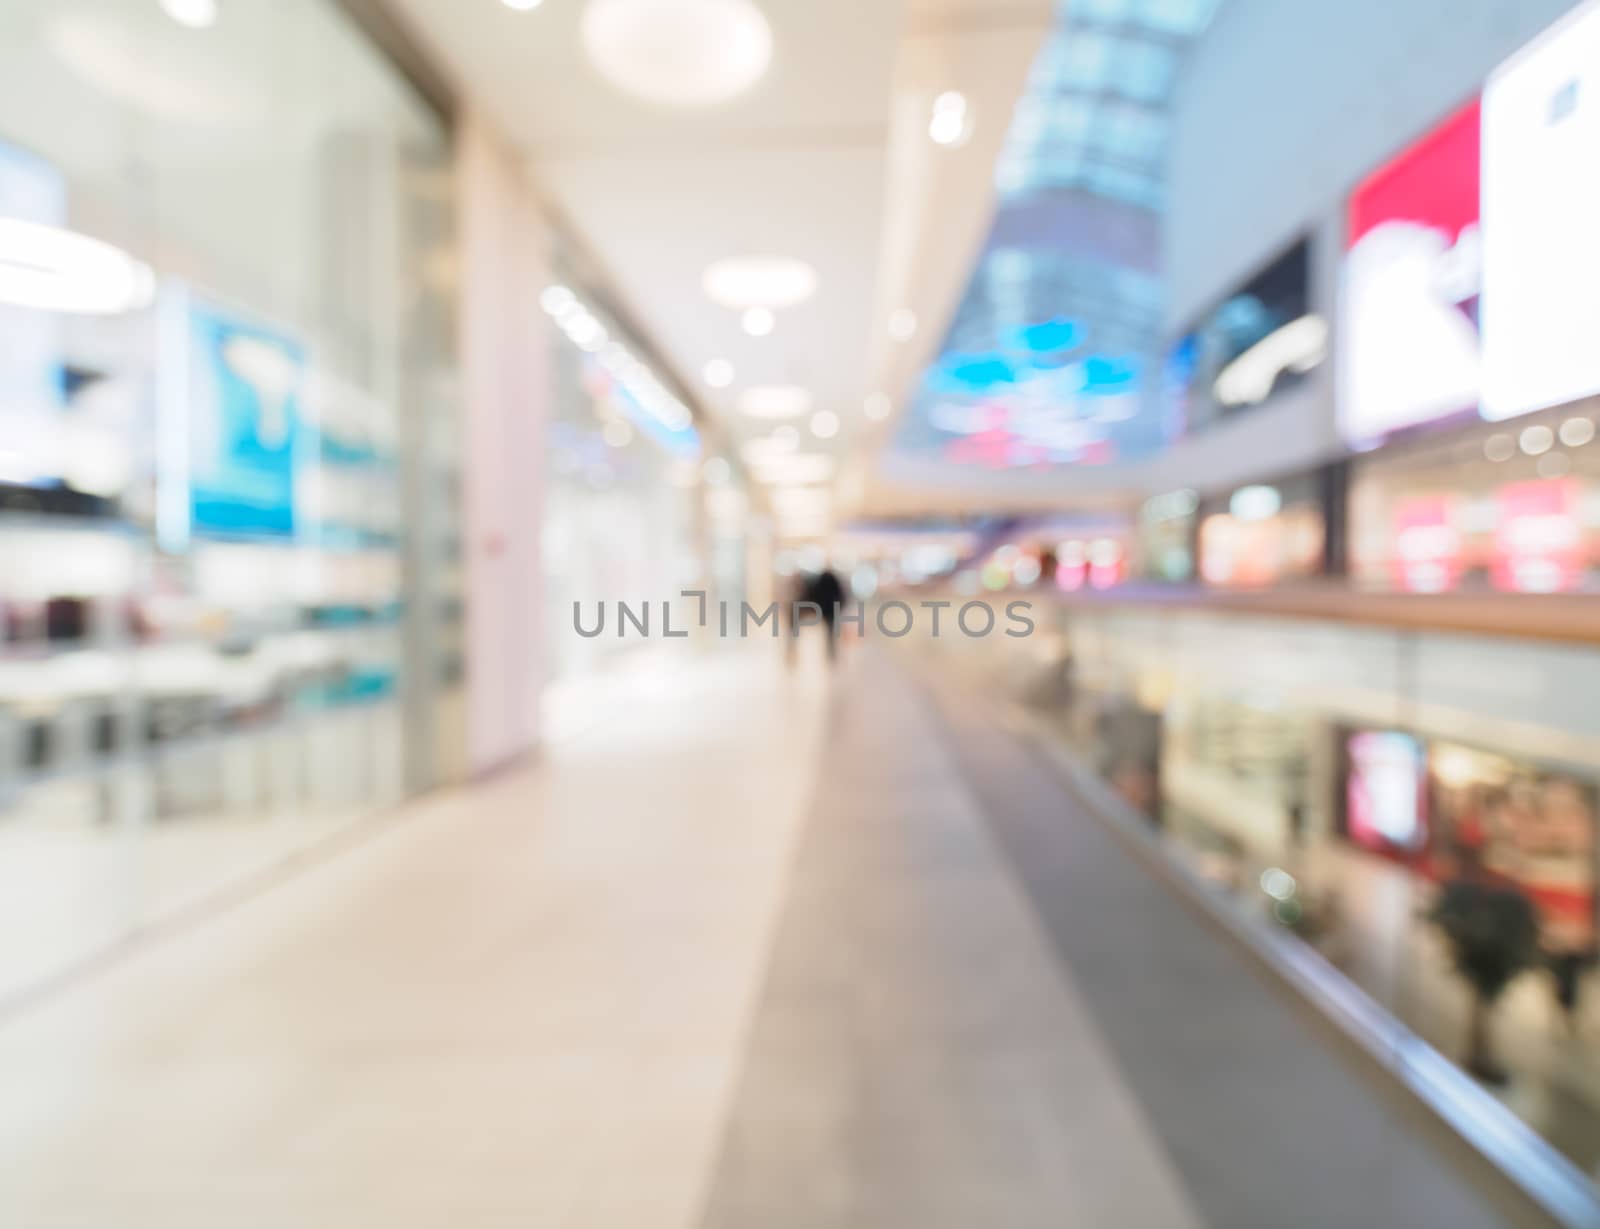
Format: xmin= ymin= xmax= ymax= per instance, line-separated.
xmin=6 ymin=0 xmax=1600 ymax=1224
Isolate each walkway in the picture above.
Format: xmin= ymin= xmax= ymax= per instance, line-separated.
xmin=0 ymin=644 xmax=1528 ymax=1226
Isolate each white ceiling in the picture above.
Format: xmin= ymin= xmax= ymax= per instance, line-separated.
xmin=387 ymin=0 xmax=1056 ymax=526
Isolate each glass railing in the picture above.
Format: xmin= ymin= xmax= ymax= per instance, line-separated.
xmin=897 ymin=588 xmax=1600 ymax=1199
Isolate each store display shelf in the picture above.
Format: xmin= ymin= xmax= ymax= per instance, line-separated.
xmin=0 ymin=513 xmax=145 ymax=539
xmin=0 ymin=641 xmax=128 ymax=667
xmin=0 ymin=691 xmax=402 ymax=805
xmin=0 ymin=615 xmax=401 ymax=665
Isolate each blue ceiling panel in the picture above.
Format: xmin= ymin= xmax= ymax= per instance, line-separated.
xmin=889 ymin=0 xmax=1225 ymax=471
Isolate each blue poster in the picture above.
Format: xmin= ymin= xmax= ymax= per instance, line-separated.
xmin=187 ymin=302 xmax=304 ymax=537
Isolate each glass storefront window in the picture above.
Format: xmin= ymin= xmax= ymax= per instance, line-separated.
xmin=1197 ymin=471 xmax=1327 ymax=587
xmin=1350 ymin=403 xmax=1600 ymax=594
xmin=1137 ymin=487 xmax=1199 ymax=582
xmin=538 ymin=261 xmax=706 ymax=688
xmin=0 ymin=0 xmax=459 ymax=999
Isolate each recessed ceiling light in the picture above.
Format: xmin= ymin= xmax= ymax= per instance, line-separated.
xmin=703 ymin=358 xmax=735 ymax=388
xmin=50 ymin=12 xmax=256 ymax=125
xmin=703 ymin=257 xmax=818 ymax=310
xmin=929 ymin=90 xmax=971 ymax=147
xmin=864 ymin=392 xmax=892 ymax=420
xmin=564 ymin=312 xmax=607 ymax=351
xmin=741 ymin=307 xmax=776 ymax=337
xmin=502 ymin=0 xmax=543 ymax=9
xmin=751 ymin=454 xmax=836 ymax=485
xmin=1560 ymin=417 xmax=1595 ymax=448
xmin=161 ymin=0 xmax=217 ymax=28
xmin=1520 ymin=424 xmax=1555 ymax=456
xmin=741 ymin=435 xmax=796 ymax=465
xmin=581 ymin=0 xmax=772 ymax=108
xmin=889 ymin=308 xmax=917 ymax=341
xmin=770 ymin=486 xmax=831 ymax=514
xmin=540 ymin=285 xmax=575 ymax=315
xmin=739 ymin=385 xmax=811 ymax=418
xmin=810 ymin=410 xmax=840 ymax=440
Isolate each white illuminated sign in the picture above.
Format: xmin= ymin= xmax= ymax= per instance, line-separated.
xmin=1481 ymin=0 xmax=1600 ymax=420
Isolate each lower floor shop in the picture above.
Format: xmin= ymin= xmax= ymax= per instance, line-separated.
xmin=916 ymin=601 xmax=1600 ymax=1178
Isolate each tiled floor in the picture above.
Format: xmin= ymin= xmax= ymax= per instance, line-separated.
xmin=0 ymin=704 xmax=405 ymax=1006
xmin=694 ymin=651 xmax=1200 ymax=1229
xmin=0 ymin=646 xmax=826 ymax=1227
xmin=0 ymin=643 xmax=1525 ymax=1226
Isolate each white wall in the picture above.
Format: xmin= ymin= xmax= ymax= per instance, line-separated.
xmin=1167 ymin=0 xmax=1579 ymax=329
xmin=457 ymin=111 xmax=548 ymax=775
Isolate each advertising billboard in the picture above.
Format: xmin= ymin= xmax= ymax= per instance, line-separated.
xmin=1481 ymin=0 xmax=1600 ymax=422
xmin=1492 ymin=478 xmax=1583 ymax=593
xmin=1390 ymin=494 xmax=1465 ymax=593
xmin=187 ymin=300 xmax=305 ymax=538
xmin=1340 ymin=100 xmax=1482 ymax=447
xmin=1169 ymin=237 xmax=1321 ymax=434
xmin=1345 ymin=731 xmax=1428 ymax=854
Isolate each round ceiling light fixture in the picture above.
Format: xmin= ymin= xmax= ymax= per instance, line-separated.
xmin=702 ymin=256 xmax=817 ymax=310
xmin=888 ymin=308 xmax=917 ymax=342
xmin=50 ymin=12 xmax=257 ymax=126
xmin=703 ymin=358 xmax=735 ymax=388
xmin=751 ymin=453 xmax=835 ymax=485
xmin=741 ymin=434 xmax=796 ymax=465
xmin=1561 ymin=416 xmax=1596 ymax=448
xmin=739 ymin=385 xmax=811 ymax=419
xmin=1520 ymin=424 xmax=1555 ymax=456
xmin=741 ymin=306 xmax=775 ymax=337
xmin=160 ymin=0 xmax=218 ymax=29
xmin=581 ymin=0 xmax=773 ymax=108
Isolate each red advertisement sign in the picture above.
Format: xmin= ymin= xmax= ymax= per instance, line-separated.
xmin=1492 ymin=479 xmax=1582 ymax=592
xmin=1348 ymin=99 xmax=1481 ymax=247
xmin=1391 ymin=495 xmax=1463 ymax=592
xmin=1341 ymin=99 xmax=1482 ymax=445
